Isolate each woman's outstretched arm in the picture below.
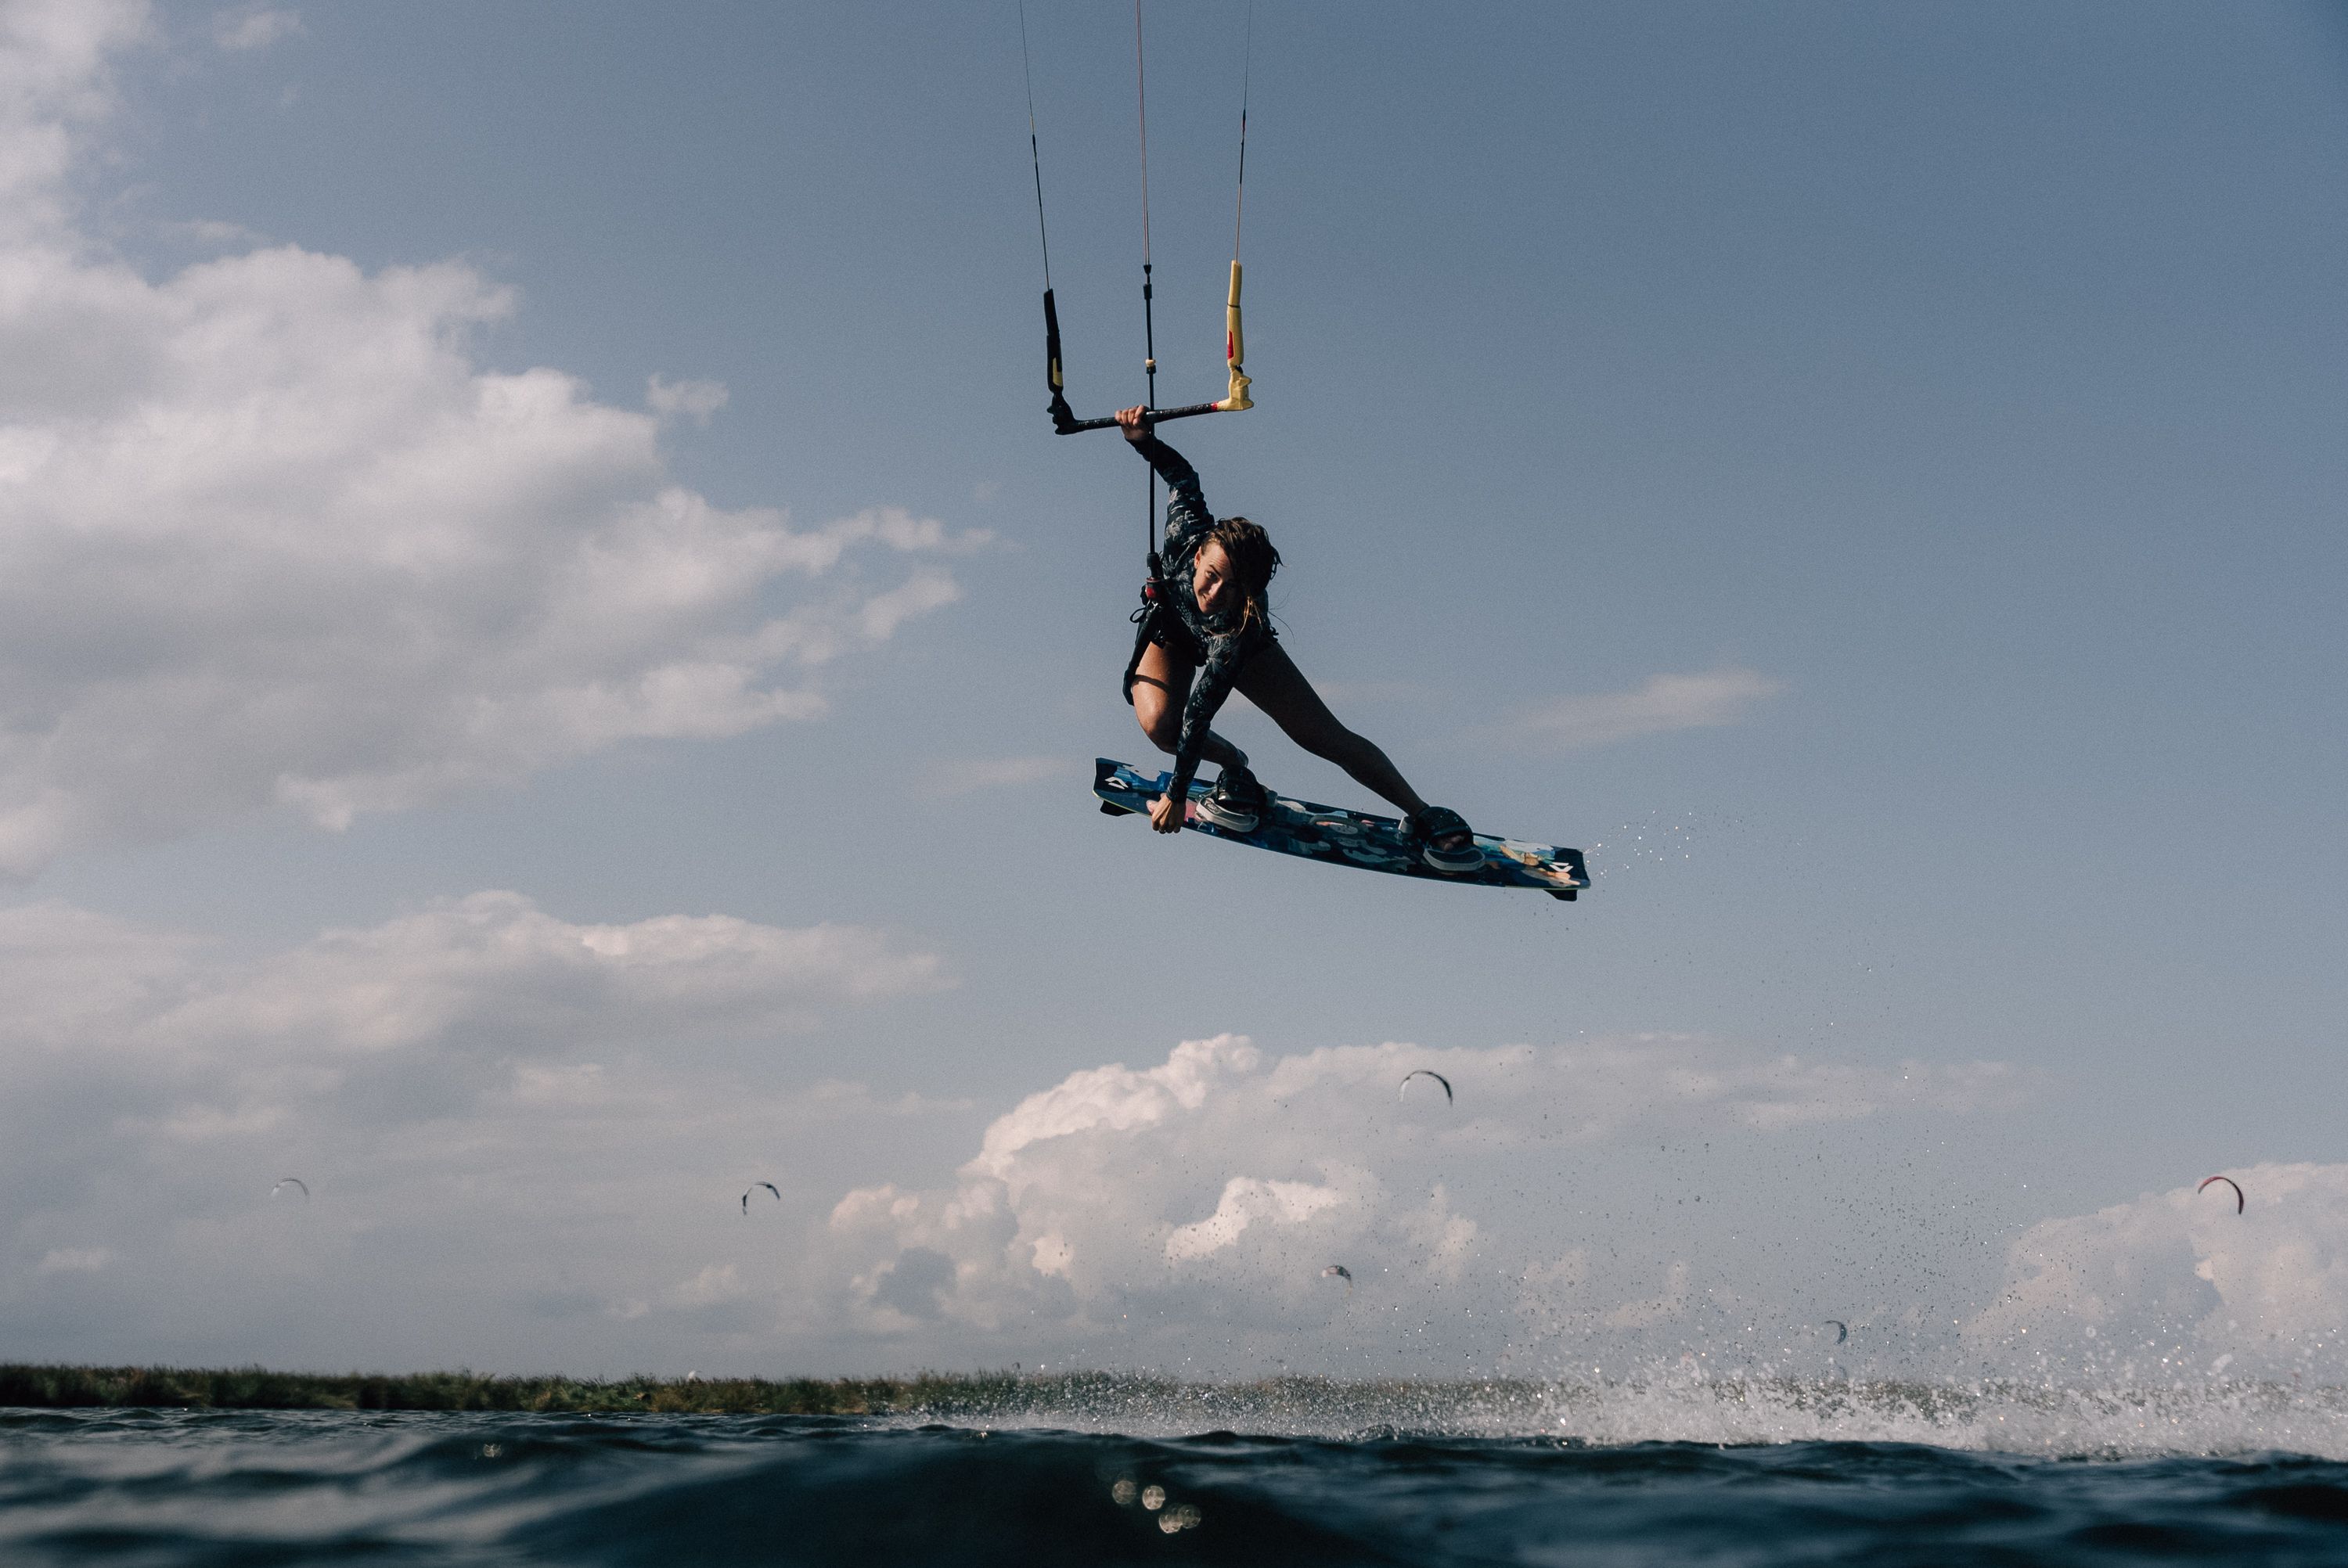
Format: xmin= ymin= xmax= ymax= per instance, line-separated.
xmin=1166 ymin=640 xmax=1242 ymax=805
xmin=1114 ymin=406 xmax=1207 ymax=534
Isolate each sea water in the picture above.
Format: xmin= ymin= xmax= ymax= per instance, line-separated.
xmin=8 ymin=1376 xmax=2348 ymax=1566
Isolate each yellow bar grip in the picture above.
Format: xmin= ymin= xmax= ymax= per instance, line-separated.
xmin=1213 ymin=259 xmax=1253 ymax=412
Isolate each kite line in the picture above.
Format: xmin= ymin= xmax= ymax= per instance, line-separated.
xmin=1024 ymin=1 xmax=1255 ymax=556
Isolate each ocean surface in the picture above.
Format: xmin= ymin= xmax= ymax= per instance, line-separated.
xmin=9 ymin=1379 xmax=2348 ymax=1566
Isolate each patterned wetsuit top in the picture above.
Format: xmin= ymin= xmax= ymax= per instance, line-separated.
xmin=1132 ymin=432 xmax=1276 ymax=801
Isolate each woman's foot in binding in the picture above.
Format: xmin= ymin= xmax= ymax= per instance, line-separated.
xmin=1407 ymin=806 xmax=1482 ymax=872
xmin=1196 ymin=763 xmax=1268 ymax=833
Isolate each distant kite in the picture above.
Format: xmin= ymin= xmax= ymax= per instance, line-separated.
xmin=271 ymin=1178 xmax=309 ymax=1200
xmin=1398 ymin=1070 xmax=1453 ymax=1106
xmin=1822 ymin=1319 xmax=1847 ymax=1344
xmin=1322 ymin=1264 xmax=1353 ymax=1292
xmin=2199 ymin=1175 xmax=2245 ymax=1214
xmin=742 ymin=1181 xmax=781 ymax=1214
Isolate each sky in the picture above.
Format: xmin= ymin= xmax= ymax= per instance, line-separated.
xmin=1 ymin=0 xmax=2343 ymax=1380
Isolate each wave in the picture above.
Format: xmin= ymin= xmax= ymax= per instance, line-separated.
xmin=8 ymin=1403 xmax=2348 ymax=1567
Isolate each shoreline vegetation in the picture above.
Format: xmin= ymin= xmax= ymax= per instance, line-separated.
xmin=0 ymin=1364 xmax=1549 ymax=1418
xmin=0 ymin=1364 xmax=1116 ymax=1415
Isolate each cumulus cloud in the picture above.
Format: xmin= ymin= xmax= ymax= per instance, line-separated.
xmin=815 ymin=1034 xmax=2018 ymax=1367
xmin=1510 ymin=667 xmax=1786 ymax=750
xmin=1166 ymin=1175 xmax=1351 ymax=1263
xmin=646 ymin=374 xmax=727 ymax=425
xmin=0 ymin=0 xmax=146 ymax=238
xmin=2 ymin=980 xmax=2072 ymax=1377
xmin=0 ymin=3 xmax=982 ymax=873
xmin=1965 ymin=1163 xmax=2348 ymax=1366
xmin=0 ymin=891 xmax=943 ymax=1131
xmin=673 ymin=1263 xmax=747 ymax=1307
xmin=0 ymin=889 xmax=964 ymax=1368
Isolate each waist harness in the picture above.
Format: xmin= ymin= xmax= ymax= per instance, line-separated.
xmin=1121 ymin=551 xmax=1169 ymax=705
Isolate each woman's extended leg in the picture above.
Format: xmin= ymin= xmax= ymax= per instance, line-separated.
xmin=1129 ymin=640 xmax=1248 ymax=771
xmin=1233 ymin=645 xmax=1432 ymax=819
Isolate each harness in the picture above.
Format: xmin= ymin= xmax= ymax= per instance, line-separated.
xmin=1121 ymin=550 xmax=1170 ymax=704
xmin=1120 ymin=542 xmax=1274 ymax=706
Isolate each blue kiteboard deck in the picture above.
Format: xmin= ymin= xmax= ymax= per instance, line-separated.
xmin=1093 ymin=758 xmax=1588 ymax=899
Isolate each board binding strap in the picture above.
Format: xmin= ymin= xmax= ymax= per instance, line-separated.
xmin=1093 ymin=758 xmax=1588 ymax=900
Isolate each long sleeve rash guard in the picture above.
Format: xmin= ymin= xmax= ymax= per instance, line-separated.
xmin=1131 ymin=432 xmax=1275 ymax=800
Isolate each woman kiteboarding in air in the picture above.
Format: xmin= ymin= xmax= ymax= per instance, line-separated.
xmin=1021 ymin=9 xmax=1585 ymax=900
xmin=1112 ymin=406 xmax=1482 ymax=870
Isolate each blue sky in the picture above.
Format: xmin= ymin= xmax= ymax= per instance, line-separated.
xmin=2 ymin=0 xmax=2343 ymax=1376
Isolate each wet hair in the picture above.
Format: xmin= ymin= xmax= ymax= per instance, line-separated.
xmin=1206 ymin=516 xmax=1280 ymax=632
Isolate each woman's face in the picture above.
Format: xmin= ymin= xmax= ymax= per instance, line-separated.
xmin=1191 ymin=539 xmax=1236 ymax=617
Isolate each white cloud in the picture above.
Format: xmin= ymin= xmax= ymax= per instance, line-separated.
xmin=646 ymin=374 xmax=727 ymax=426
xmin=0 ymin=960 xmax=2072 ymax=1379
xmin=159 ymin=892 xmax=942 ymax=1068
xmin=0 ymin=891 xmax=945 ymax=1142
xmin=1511 ymin=667 xmax=1786 ymax=750
xmin=1 ymin=2 xmax=147 ymax=231
xmin=673 ymin=1263 xmax=745 ymax=1307
xmin=211 ymin=5 xmax=300 ymax=52
xmin=0 ymin=7 xmax=981 ymax=874
xmin=0 ymin=889 xmax=967 ymax=1368
xmin=816 ymin=1033 xmax=2017 ymax=1363
xmin=1964 ymin=1163 xmax=2348 ymax=1365
xmin=1165 ymin=1174 xmax=1352 ymax=1263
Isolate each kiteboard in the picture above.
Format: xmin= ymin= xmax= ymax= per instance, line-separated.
xmin=1093 ymin=758 xmax=1588 ymax=899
